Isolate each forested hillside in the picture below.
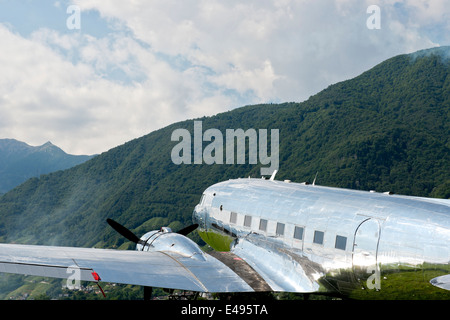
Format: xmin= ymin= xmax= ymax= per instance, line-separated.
xmin=0 ymin=47 xmax=448 ymax=299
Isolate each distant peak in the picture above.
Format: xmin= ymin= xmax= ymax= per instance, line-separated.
xmin=36 ymin=141 xmax=66 ymax=155
xmin=39 ymin=141 xmax=57 ymax=149
xmin=42 ymin=141 xmax=55 ymax=147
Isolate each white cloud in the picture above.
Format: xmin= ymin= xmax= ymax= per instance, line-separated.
xmin=0 ymin=24 xmax=174 ymax=154
xmin=400 ymin=0 xmax=449 ymax=22
xmin=212 ymin=59 xmax=280 ymax=101
xmin=0 ymin=0 xmax=448 ymax=154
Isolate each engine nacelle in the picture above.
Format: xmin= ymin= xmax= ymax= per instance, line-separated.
xmin=136 ymin=227 xmax=206 ymax=261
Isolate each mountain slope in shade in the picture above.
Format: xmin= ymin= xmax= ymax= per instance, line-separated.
xmin=0 ymin=139 xmax=95 ymax=193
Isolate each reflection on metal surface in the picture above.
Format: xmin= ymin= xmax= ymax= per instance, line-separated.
xmin=136 ymin=228 xmax=206 ymax=260
xmin=208 ymin=250 xmax=272 ymax=292
xmin=194 ymin=178 xmax=450 ymax=299
xmin=353 ymin=219 xmax=380 ymax=290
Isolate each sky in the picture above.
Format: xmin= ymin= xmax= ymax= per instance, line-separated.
xmin=0 ymin=0 xmax=448 ymax=155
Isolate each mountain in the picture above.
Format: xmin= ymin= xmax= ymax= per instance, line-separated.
xmin=0 ymin=139 xmax=95 ymax=194
xmin=0 ymin=47 xmax=448 ymax=298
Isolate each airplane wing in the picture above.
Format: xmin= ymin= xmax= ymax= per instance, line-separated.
xmin=0 ymin=243 xmax=254 ymax=293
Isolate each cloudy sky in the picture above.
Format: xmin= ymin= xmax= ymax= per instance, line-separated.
xmin=0 ymin=0 xmax=448 ymax=155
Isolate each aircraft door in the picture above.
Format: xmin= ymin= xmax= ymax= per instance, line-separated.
xmin=352 ymin=218 xmax=381 ymax=291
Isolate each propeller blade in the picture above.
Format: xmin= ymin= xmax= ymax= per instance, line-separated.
xmin=176 ymin=223 xmax=198 ymax=236
xmin=107 ymin=218 xmax=141 ymax=244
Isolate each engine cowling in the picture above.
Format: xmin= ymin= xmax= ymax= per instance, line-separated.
xmin=136 ymin=227 xmax=206 ymax=261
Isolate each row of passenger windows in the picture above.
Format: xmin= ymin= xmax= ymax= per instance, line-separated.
xmin=229 ymin=211 xmax=347 ymax=251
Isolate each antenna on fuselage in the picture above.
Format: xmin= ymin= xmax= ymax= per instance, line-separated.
xmin=269 ymin=169 xmax=278 ymax=181
xmin=312 ymin=172 xmax=318 ymax=186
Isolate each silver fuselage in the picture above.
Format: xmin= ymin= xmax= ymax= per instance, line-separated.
xmin=193 ymin=178 xmax=450 ymax=299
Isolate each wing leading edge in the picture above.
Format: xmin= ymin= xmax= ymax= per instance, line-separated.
xmin=0 ymin=243 xmax=253 ymax=293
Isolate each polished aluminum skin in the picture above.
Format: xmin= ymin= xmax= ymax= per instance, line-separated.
xmin=136 ymin=227 xmax=205 ymax=260
xmin=193 ymin=178 xmax=450 ymax=298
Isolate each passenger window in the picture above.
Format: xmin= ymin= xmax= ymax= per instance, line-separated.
xmin=294 ymin=226 xmax=304 ymax=240
xmin=335 ymin=235 xmax=347 ymax=250
xmin=244 ymin=215 xmax=252 ymax=228
xmin=276 ymin=223 xmax=285 ymax=236
xmin=230 ymin=212 xmax=237 ymax=224
xmin=313 ymin=230 xmax=324 ymax=245
xmin=259 ymin=219 xmax=268 ymax=231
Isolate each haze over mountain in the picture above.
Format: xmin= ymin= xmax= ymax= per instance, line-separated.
xmin=0 ymin=46 xmax=448 ymax=299
xmin=0 ymin=139 xmax=95 ymax=194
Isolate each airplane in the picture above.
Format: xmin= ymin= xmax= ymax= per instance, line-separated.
xmin=0 ymin=174 xmax=449 ymax=300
